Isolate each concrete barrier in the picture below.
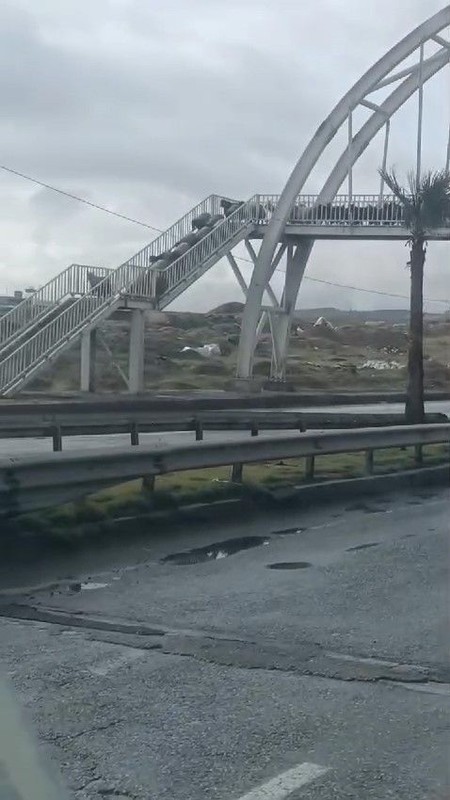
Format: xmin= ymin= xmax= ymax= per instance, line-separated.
xmin=1 ymin=424 xmax=448 ymax=515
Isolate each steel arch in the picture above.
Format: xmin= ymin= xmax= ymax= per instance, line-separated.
xmin=236 ymin=5 xmax=450 ymax=380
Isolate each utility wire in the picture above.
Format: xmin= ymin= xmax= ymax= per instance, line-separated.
xmin=234 ymin=255 xmax=449 ymax=306
xmin=1 ymin=163 xmax=448 ymax=306
xmin=0 ymin=164 xmax=162 ymax=233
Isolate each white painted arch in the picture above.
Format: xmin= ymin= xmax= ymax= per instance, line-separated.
xmin=236 ymin=5 xmax=450 ymax=380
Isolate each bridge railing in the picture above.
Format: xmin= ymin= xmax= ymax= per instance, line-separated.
xmin=0 ymin=265 xmax=111 ymax=352
xmin=258 ymin=194 xmax=409 ymax=226
xmin=0 ymin=196 xmax=222 ymax=352
xmin=0 ymin=196 xmax=228 ymax=394
xmin=127 ymin=196 xmax=260 ymax=305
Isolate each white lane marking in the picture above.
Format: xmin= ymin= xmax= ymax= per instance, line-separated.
xmin=236 ymin=762 xmax=329 ymax=800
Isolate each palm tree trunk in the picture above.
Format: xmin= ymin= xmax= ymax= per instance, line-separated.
xmin=405 ymin=238 xmax=425 ymax=424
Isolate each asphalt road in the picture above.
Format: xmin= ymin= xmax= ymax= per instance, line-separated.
xmin=0 ymin=428 xmax=305 ymax=457
xmin=288 ymin=400 xmax=450 ymax=415
xmin=1 ymin=486 xmax=449 ymax=799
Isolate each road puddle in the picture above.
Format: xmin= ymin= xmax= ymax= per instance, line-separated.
xmin=271 ymin=527 xmax=306 ymax=536
xmin=161 ymin=536 xmax=270 ymax=565
xmin=80 ymin=582 xmax=109 ymax=591
xmin=266 ymin=562 xmax=312 ymax=570
xmin=346 ymin=502 xmax=387 ymax=514
xmin=346 ymin=542 xmax=380 ymax=552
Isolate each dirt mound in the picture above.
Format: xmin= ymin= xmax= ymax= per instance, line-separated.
xmin=208 ymin=302 xmax=244 ymax=315
xmin=339 ymin=325 xmax=408 ymax=351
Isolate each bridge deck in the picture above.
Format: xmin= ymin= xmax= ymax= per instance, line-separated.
xmin=250 ymin=224 xmax=450 ymax=241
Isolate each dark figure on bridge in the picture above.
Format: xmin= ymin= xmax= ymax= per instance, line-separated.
xmin=220 ymin=199 xmax=244 ymax=217
xmin=87 ymin=271 xmax=112 ymax=299
xmin=192 ymin=212 xmax=212 ymax=230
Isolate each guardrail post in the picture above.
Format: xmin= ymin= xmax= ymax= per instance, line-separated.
xmin=414 ymin=444 xmax=424 ymax=466
xmin=251 ymin=421 xmax=259 ymax=437
xmin=231 ymin=462 xmax=244 ymax=483
xmin=142 ymin=474 xmax=155 ymax=494
xmin=130 ymin=422 xmax=139 ymax=446
xmin=298 ymin=417 xmax=306 ymax=433
xmin=195 ymin=420 xmax=203 ymax=441
xmin=305 ymin=455 xmax=315 ymax=481
xmin=52 ymin=426 xmax=62 ymax=452
xmin=365 ymin=449 xmax=374 ymax=475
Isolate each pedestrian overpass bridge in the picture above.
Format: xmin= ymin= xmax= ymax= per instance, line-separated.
xmin=0 ymin=6 xmax=449 ymax=395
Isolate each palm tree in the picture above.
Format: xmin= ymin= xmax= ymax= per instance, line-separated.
xmin=379 ymin=168 xmax=450 ymax=423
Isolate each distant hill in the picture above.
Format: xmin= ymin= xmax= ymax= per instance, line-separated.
xmin=206 ymin=304 xmax=445 ymax=325
xmin=292 ymin=308 xmax=409 ymax=324
xmin=293 ymin=308 xmax=446 ymax=325
xmin=208 ymin=302 xmax=245 ymax=315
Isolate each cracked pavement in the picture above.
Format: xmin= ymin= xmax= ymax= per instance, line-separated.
xmin=0 ymin=486 xmax=449 ymax=798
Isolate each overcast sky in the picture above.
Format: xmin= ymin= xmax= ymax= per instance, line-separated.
xmin=0 ymin=0 xmax=449 ymax=312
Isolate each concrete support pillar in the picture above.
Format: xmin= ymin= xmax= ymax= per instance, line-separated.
xmin=269 ymin=312 xmax=292 ymax=381
xmin=269 ymin=240 xmax=313 ymax=381
xmin=128 ymin=309 xmax=145 ymax=393
xmin=236 ymin=239 xmax=313 ymax=382
xmin=80 ymin=329 xmax=97 ymax=392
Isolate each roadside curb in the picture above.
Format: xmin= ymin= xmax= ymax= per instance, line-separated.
xmin=91 ymin=463 xmax=449 ymax=536
xmin=1 ymin=464 xmax=448 ymax=558
xmin=153 ymin=464 xmax=449 ymax=527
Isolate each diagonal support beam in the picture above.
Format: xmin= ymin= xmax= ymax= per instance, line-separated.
xmin=270 ymin=240 xmax=313 ymax=381
xmin=360 ymin=98 xmax=389 ymax=116
xmin=244 ymin=240 xmax=281 ymax=308
xmin=256 ymin=310 xmax=268 ymax=340
xmin=226 ymin=252 xmax=248 ymax=296
xmin=228 ymin=248 xmax=283 ymax=309
xmin=432 ymin=34 xmax=450 ymax=50
xmin=372 ymin=48 xmax=447 ymax=91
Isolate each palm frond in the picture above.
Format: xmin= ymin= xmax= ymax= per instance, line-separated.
xmin=379 ymin=166 xmax=450 ymax=238
xmin=417 ymin=169 xmax=450 ymax=231
xmin=378 ymin=168 xmax=410 ymax=205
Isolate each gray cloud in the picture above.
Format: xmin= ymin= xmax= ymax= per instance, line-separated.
xmin=0 ymin=0 xmax=448 ymax=312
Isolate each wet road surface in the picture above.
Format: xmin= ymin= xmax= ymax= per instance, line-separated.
xmin=1 ymin=486 xmax=449 ymax=799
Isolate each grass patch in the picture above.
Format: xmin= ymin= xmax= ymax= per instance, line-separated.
xmin=6 ymin=444 xmax=447 ymax=547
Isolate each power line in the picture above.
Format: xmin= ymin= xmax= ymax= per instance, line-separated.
xmin=1 ymin=162 xmax=448 ymax=306
xmin=302 ymin=275 xmax=447 ymax=304
xmin=0 ymin=164 xmax=163 ymax=233
xmin=234 ymin=255 xmax=449 ymax=306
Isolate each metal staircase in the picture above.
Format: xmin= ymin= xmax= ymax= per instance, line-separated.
xmin=0 ymin=194 xmax=260 ymax=396
xmin=0 ymin=265 xmax=111 ymax=361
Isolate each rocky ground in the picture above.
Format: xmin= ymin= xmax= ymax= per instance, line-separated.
xmin=29 ymin=304 xmax=450 ymax=394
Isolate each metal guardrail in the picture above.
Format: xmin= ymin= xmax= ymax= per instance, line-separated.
xmin=1 ymin=424 xmax=448 ymax=515
xmin=0 ymin=409 xmax=307 ymax=449
xmin=0 ymin=408 xmax=447 ymax=451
